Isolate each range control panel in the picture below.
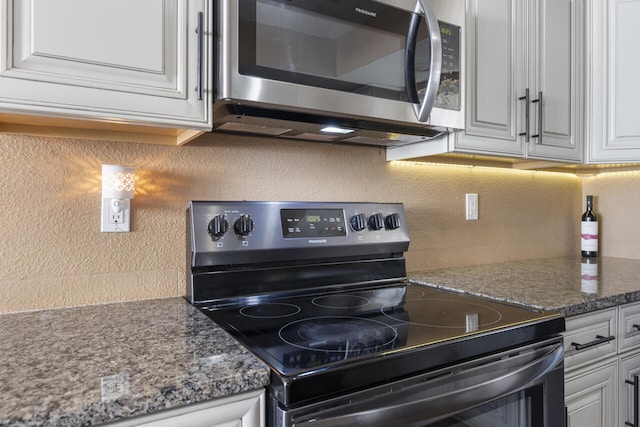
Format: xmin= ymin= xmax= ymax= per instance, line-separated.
xmin=187 ymin=201 xmax=410 ymax=267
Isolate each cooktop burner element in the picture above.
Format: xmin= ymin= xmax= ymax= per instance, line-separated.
xmin=240 ymin=303 xmax=301 ymax=318
xmin=279 ymin=316 xmax=398 ymax=353
xmin=382 ymin=298 xmax=502 ymax=328
xmin=312 ymin=294 xmax=371 ymax=309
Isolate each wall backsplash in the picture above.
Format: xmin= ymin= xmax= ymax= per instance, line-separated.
xmin=583 ymin=172 xmax=640 ymax=259
xmin=0 ymin=132 xmax=582 ymax=313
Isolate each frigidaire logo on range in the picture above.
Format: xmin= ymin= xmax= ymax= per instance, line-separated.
xmin=309 ymin=239 xmax=328 ymax=244
xmin=355 ymin=7 xmax=376 ymax=17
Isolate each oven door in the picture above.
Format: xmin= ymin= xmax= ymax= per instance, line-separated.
xmin=270 ymin=338 xmax=565 ymax=427
xmin=217 ymin=0 xmax=462 ymax=127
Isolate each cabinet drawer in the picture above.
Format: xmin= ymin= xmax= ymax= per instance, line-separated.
xmin=618 ymin=301 xmax=640 ymax=353
xmin=564 ymin=308 xmax=617 ymax=371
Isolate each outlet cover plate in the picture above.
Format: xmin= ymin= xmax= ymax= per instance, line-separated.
xmin=466 ymin=194 xmax=478 ymax=220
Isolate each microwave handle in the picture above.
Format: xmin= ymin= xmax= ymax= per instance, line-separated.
xmin=405 ymin=0 xmax=442 ymax=122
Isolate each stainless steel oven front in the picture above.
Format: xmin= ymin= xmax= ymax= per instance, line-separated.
xmin=270 ymin=337 xmax=564 ymax=427
xmin=186 ymin=201 xmax=565 ymax=427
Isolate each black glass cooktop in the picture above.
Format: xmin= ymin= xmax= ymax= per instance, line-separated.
xmin=199 ymin=284 xmax=563 ymax=377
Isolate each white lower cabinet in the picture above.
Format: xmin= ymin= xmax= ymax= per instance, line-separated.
xmin=564 ymin=302 xmax=640 ymax=427
xmin=620 ymin=352 xmax=640 ymax=427
xmin=565 ymin=358 xmax=617 ymax=427
xmin=107 ymin=389 xmax=265 ymax=427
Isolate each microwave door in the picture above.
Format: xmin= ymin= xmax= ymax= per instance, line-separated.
xmin=405 ymin=0 xmax=442 ymax=122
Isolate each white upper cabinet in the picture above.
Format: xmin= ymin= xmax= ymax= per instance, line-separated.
xmin=586 ymin=0 xmax=640 ymax=163
xmin=0 ymin=0 xmax=211 ymax=144
xmin=456 ymin=0 xmax=525 ymax=157
xmin=456 ymin=0 xmax=583 ymax=162
xmin=525 ymin=0 xmax=583 ymax=161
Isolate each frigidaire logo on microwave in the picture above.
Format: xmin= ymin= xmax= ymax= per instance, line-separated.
xmin=355 ymin=7 xmax=376 ymax=17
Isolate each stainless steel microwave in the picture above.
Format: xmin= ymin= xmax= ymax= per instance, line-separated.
xmin=213 ymin=0 xmax=465 ymax=147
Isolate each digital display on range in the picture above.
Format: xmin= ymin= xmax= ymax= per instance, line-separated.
xmin=281 ymin=209 xmax=346 ymax=238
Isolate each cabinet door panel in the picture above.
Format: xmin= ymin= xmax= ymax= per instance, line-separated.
xmin=563 ymin=308 xmax=617 ymax=371
xmin=107 ymin=389 xmax=264 ymax=427
xmin=455 ymin=0 xmax=524 ymax=156
xmin=472 ymin=0 xmax=513 ymax=132
xmin=0 ymin=0 xmax=210 ymax=130
xmin=10 ymin=0 xmax=180 ymax=95
xmin=539 ymin=0 xmax=571 ymax=139
xmin=565 ymin=359 xmax=618 ymax=427
xmin=618 ymin=302 xmax=640 ymax=353
xmin=619 ymin=352 xmax=640 ymax=427
xmin=29 ymin=0 xmax=164 ymax=72
xmin=610 ymin=0 xmax=640 ymax=140
xmin=527 ymin=0 xmax=582 ymax=161
xmin=588 ymin=0 xmax=640 ymax=162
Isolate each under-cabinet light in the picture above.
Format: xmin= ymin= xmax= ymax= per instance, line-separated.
xmin=320 ymin=126 xmax=354 ymax=134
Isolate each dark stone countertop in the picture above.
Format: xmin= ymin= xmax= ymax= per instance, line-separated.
xmin=409 ymin=256 xmax=640 ymax=317
xmin=0 ymin=297 xmax=270 ymax=426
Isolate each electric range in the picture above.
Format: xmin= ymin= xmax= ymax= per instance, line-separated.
xmin=186 ymin=201 xmax=565 ymax=426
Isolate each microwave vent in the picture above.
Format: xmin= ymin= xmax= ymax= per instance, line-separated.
xmin=217 ymin=122 xmax=292 ymax=136
xmin=344 ymin=134 xmax=437 ymax=147
xmin=280 ymin=133 xmax=339 ymax=142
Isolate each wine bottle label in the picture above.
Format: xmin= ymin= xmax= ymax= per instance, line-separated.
xmin=581 ymin=261 xmax=598 ymax=294
xmin=581 ymin=221 xmax=598 ymax=252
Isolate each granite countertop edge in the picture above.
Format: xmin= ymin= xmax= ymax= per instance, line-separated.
xmin=0 ymin=297 xmax=271 ymax=427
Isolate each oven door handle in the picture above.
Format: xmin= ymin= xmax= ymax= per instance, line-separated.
xmin=292 ymin=343 xmax=563 ymax=427
xmin=405 ymin=0 xmax=442 ymax=122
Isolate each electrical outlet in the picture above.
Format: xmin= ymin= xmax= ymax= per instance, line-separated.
xmin=110 ymin=210 xmax=124 ymax=224
xmin=465 ymin=194 xmax=478 ymax=220
xmin=101 ymin=198 xmax=131 ymax=232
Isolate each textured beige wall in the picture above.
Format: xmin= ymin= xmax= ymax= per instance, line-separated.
xmin=583 ymin=172 xmax=640 ymax=259
xmin=0 ymin=132 xmax=582 ymax=313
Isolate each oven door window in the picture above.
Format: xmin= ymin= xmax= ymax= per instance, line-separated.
xmin=238 ymin=0 xmax=459 ymax=109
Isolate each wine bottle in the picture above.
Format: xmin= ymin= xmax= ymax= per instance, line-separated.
xmin=581 ymin=195 xmax=598 ymax=257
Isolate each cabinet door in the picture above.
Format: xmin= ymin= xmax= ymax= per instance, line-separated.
xmin=618 ymin=301 xmax=640 ymax=353
xmin=107 ymin=389 xmax=265 ymax=427
xmin=620 ymin=352 xmax=640 ymax=427
xmin=565 ymin=359 xmax=618 ymax=427
xmin=563 ymin=308 xmax=618 ymax=371
xmin=0 ymin=0 xmax=210 ymax=131
xmin=525 ymin=0 xmax=583 ymax=162
xmin=455 ymin=0 xmax=526 ymax=157
xmin=587 ymin=0 xmax=640 ymax=162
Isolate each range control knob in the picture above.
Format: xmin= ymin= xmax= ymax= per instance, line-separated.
xmin=350 ymin=213 xmax=367 ymax=232
xmin=207 ymin=215 xmax=228 ymax=238
xmin=384 ymin=213 xmax=401 ymax=230
xmin=234 ymin=214 xmax=254 ymax=237
xmin=367 ymin=213 xmax=384 ymax=231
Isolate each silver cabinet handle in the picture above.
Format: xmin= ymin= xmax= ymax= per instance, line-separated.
xmin=518 ymin=88 xmax=530 ymax=142
xmin=531 ymin=91 xmax=543 ymax=144
xmin=405 ymin=0 xmax=442 ymax=122
xmin=626 ymin=375 xmax=639 ymax=427
xmin=195 ymin=11 xmax=204 ymax=101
